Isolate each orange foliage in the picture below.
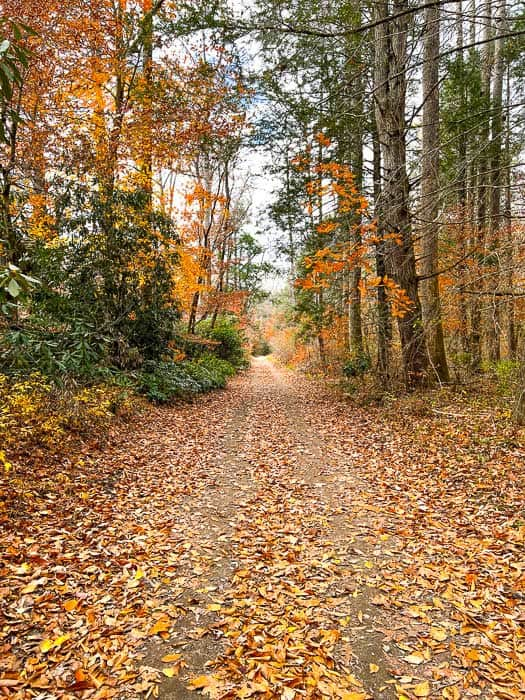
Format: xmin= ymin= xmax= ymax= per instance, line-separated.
xmin=294 ymin=140 xmax=413 ymax=321
xmin=2 ymin=0 xmax=249 ymax=321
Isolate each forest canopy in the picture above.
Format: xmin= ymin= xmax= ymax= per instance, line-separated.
xmin=0 ymin=0 xmax=524 ymax=400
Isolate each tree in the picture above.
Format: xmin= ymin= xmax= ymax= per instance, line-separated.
xmin=420 ymin=4 xmax=450 ymax=383
xmin=374 ymin=0 xmax=427 ymax=387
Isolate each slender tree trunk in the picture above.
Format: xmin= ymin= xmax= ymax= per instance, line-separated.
xmin=187 ymin=162 xmax=214 ymax=334
xmin=211 ymin=161 xmax=232 ymax=329
xmin=0 ymin=86 xmax=23 ymax=265
xmin=455 ymin=1 xmax=470 ymax=355
xmin=513 ymin=354 xmax=525 ymax=424
xmin=347 ymin=42 xmax=364 ymax=356
xmin=372 ymin=112 xmax=391 ymax=381
xmin=420 ymin=3 xmax=450 ymax=383
xmin=487 ymin=0 xmax=506 ymax=361
xmin=472 ymin=0 xmax=494 ymax=369
xmin=503 ymin=62 xmax=516 ymax=358
xmin=141 ymin=0 xmax=154 ymax=203
xmin=374 ymin=0 xmax=427 ymax=388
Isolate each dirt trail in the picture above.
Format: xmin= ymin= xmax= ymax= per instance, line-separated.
xmin=4 ymin=356 xmax=521 ymax=698
xmin=131 ymin=357 xmax=398 ymax=699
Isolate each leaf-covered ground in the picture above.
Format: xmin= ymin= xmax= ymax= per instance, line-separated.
xmin=1 ymin=358 xmax=524 ymax=699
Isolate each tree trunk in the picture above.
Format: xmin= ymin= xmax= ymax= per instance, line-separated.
xmin=455 ymin=1 xmax=470 ymax=355
xmin=347 ymin=45 xmax=364 ymax=356
xmin=141 ymin=0 xmax=154 ymax=204
xmin=487 ymin=0 xmax=506 ymax=362
xmin=374 ymin=0 xmax=427 ymax=388
xmin=472 ymin=0 xmax=494 ymax=369
xmin=372 ymin=115 xmax=391 ymax=381
xmin=0 ymin=86 xmax=23 ymax=265
xmin=513 ymin=353 xmax=525 ymax=424
xmin=211 ymin=161 xmax=232 ymax=329
xmin=503 ymin=62 xmax=516 ymax=358
xmin=420 ymin=3 xmax=450 ymax=383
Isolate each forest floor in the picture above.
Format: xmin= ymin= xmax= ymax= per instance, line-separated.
xmin=1 ymin=357 xmax=524 ymax=700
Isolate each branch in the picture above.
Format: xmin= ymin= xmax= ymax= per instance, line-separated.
xmin=459 ymin=289 xmax=525 ymax=298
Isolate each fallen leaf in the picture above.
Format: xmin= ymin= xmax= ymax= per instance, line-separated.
xmin=403 ymin=652 xmax=425 ymax=665
xmin=430 ymin=627 xmax=447 ymax=642
xmin=413 ymin=681 xmax=430 ymax=697
xmin=148 ymin=617 xmax=171 ymax=636
xmin=40 ymin=634 xmax=70 ymax=653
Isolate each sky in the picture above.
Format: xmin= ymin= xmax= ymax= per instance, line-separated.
xmin=234 ymin=29 xmax=290 ymax=294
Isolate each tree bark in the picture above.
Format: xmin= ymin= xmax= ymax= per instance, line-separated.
xmin=372 ymin=114 xmax=391 ymax=381
xmin=374 ymin=0 xmax=427 ymax=388
xmin=141 ymin=0 xmax=154 ymax=203
xmin=347 ymin=42 xmax=364 ymax=356
xmin=420 ymin=3 xmax=450 ymax=383
xmin=503 ymin=61 xmax=515 ymax=358
xmin=486 ymin=0 xmax=506 ymax=361
xmin=471 ymin=0 xmax=494 ymax=369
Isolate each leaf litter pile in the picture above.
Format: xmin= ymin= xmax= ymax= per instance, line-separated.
xmin=1 ymin=357 xmax=524 ymax=699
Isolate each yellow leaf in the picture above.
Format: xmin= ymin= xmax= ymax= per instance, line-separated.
xmin=40 ymin=634 xmax=70 ymax=653
xmin=163 ymin=668 xmax=176 ymax=678
xmin=442 ymin=687 xmax=460 ymax=700
xmin=148 ymin=617 xmax=171 ymax=636
xmin=21 ymin=581 xmax=39 ymax=594
xmin=64 ymin=599 xmax=79 ymax=612
xmin=187 ymin=675 xmax=223 ymax=697
xmin=464 ymin=648 xmax=482 ymax=661
xmin=430 ymin=627 xmax=447 ymax=642
xmin=369 ymin=663 xmax=379 ymax=673
xmin=161 ymin=653 xmax=182 ymax=663
xmin=403 ymin=652 xmax=425 ymax=665
xmin=206 ymin=604 xmax=222 ymax=612
xmin=339 ymin=693 xmax=367 ymax=700
xmin=187 ymin=675 xmax=216 ymax=690
xmin=413 ymin=681 xmax=430 ymax=697
xmin=14 ymin=563 xmax=31 ymax=575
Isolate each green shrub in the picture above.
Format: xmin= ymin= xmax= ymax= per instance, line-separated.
xmin=198 ymin=316 xmax=248 ymax=368
xmin=138 ymin=361 xmax=200 ymax=403
xmin=138 ymin=355 xmax=236 ymax=403
xmin=0 ymin=320 xmax=108 ymax=377
xmin=195 ymin=353 xmax=236 ymax=379
xmin=342 ymin=352 xmax=371 ymax=378
xmin=490 ymin=359 xmax=519 ymax=395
